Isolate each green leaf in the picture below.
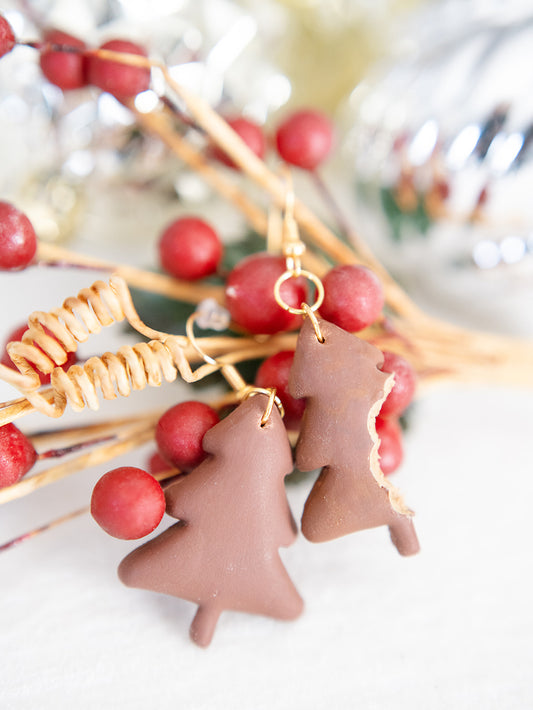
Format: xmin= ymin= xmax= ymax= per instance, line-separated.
xmin=128 ymin=286 xmax=197 ymax=336
xmin=220 ymin=230 xmax=266 ymax=272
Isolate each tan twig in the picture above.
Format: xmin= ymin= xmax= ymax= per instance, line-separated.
xmin=28 ymin=410 xmax=164 ymax=449
xmin=0 ymin=507 xmax=89 ymax=552
xmin=0 ymin=423 xmax=155 ymax=504
xmin=37 ymin=242 xmax=223 ymax=304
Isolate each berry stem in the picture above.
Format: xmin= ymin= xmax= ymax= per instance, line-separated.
xmin=0 ymin=467 xmax=182 ymax=553
xmin=15 ymin=39 xmax=43 ymax=50
xmin=35 ymin=258 xmax=112 ymax=272
xmin=159 ymin=95 xmax=202 ymax=132
xmin=17 ymin=40 xmax=82 ymax=53
xmin=0 ymin=506 xmax=89 ymax=553
xmin=309 ymin=169 xmax=383 ymax=268
xmin=36 ymin=434 xmax=115 ymax=460
xmin=309 ymin=169 xmax=353 ymax=240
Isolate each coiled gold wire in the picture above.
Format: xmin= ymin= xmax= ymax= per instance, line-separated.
xmin=0 ymin=276 xmax=218 ymax=418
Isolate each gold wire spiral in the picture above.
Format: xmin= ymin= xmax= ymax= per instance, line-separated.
xmin=0 ymin=276 xmax=219 ymax=418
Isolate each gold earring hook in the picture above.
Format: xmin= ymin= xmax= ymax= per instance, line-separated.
xmin=272 ymin=170 xmax=325 ymax=341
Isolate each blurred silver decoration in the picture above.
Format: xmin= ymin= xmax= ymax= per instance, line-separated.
xmin=346 ymin=0 xmax=533 ymax=334
xmin=0 ymin=0 xmax=292 ymax=245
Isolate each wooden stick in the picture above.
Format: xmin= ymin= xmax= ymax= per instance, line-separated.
xmin=28 ymin=411 xmax=164 ymax=449
xmin=36 ymin=242 xmax=224 ymax=304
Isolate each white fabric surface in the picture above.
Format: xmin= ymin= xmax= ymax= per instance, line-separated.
xmin=1 ymin=264 xmax=532 ymax=710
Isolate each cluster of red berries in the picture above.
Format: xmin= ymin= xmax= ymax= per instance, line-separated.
xmin=209 ymin=108 xmax=333 ymax=173
xmin=1 ymin=15 xmax=150 ymax=100
xmin=90 ymin=401 xmax=219 ymax=539
xmin=0 ymin=15 xmax=153 ymax=270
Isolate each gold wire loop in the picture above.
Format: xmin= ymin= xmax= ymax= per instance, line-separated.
xmin=273 ymin=269 xmax=324 ymax=315
xmin=185 ymin=312 xmax=218 ymax=366
xmin=186 ymin=313 xmax=247 ymax=394
xmin=242 ymin=386 xmax=285 ymax=426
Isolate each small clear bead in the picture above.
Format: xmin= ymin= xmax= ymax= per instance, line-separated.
xmin=195 ymin=299 xmax=231 ymax=331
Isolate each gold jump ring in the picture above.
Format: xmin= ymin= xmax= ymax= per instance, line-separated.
xmin=273 ymin=269 xmax=324 ymax=315
xmin=243 ymin=386 xmax=285 ymax=425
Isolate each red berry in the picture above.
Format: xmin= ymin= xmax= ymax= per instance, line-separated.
xmin=0 ymin=15 xmax=15 ymax=59
xmin=319 ymin=264 xmax=384 ymax=332
xmin=254 ymin=351 xmax=305 ymax=430
xmin=91 ymin=466 xmax=165 ymax=540
xmin=0 ymin=424 xmax=37 ymax=489
xmin=87 ymin=39 xmax=150 ymax=99
xmin=376 ymin=417 xmax=403 ymax=475
xmin=0 ymin=202 xmax=37 ymax=270
xmin=1 ymin=324 xmax=77 ymax=385
xmin=379 ymin=351 xmax=416 ymax=418
xmin=155 ymin=401 xmax=220 ymax=472
xmin=158 ymin=216 xmax=223 ymax=281
xmin=211 ymin=117 xmax=266 ymax=169
xmin=225 ymin=253 xmax=307 ymax=334
xmin=275 ymin=109 xmax=333 ymax=170
xmin=147 ymin=450 xmax=170 ymax=475
xmin=39 ymin=29 xmax=87 ymax=90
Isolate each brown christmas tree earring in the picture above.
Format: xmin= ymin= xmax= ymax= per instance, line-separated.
xmin=118 ymin=307 xmax=304 ymax=648
xmin=274 ymin=202 xmax=420 ymax=557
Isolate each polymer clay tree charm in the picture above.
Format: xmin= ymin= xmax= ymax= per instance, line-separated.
xmin=289 ymin=315 xmax=420 ymax=556
xmin=118 ymin=392 xmax=303 ymax=647
xmin=272 ymin=183 xmax=419 ymax=556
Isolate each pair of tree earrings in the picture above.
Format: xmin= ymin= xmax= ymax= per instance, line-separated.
xmin=119 ymin=204 xmax=419 ymax=647
xmin=0 ymin=202 xmax=419 ymax=648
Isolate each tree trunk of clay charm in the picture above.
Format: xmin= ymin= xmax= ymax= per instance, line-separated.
xmin=289 ymin=317 xmax=419 ymax=556
xmin=118 ymin=394 xmax=303 ymax=647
